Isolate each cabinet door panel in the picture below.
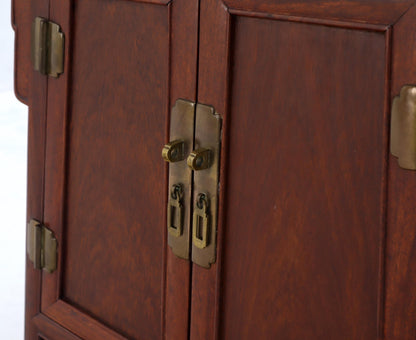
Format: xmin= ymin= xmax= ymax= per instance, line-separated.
xmin=192 ymin=1 xmax=399 ymax=339
xmin=62 ymin=4 xmax=167 ymax=337
xmin=23 ymin=0 xmax=199 ymax=339
xmin=221 ymin=17 xmax=386 ymax=339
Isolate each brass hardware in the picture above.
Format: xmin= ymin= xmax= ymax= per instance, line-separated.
xmin=167 ymin=184 xmax=184 ymax=237
xmin=193 ymin=194 xmax=210 ymax=249
xmin=27 ymin=219 xmax=57 ymax=273
xmin=191 ymin=104 xmax=222 ymax=268
xmin=165 ymin=99 xmax=196 ymax=260
xmin=391 ymin=85 xmax=416 ymax=170
xmin=31 ymin=17 xmax=64 ymax=77
xmin=187 ymin=148 xmax=212 ymax=170
xmin=162 ymin=140 xmax=186 ymax=163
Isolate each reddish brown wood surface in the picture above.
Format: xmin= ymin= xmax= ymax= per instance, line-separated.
xmin=384 ymin=4 xmax=416 ymax=339
xmin=59 ymin=1 xmax=168 ymax=338
xmin=12 ymin=0 xmax=31 ymax=104
xmin=43 ymin=301 xmax=127 ymax=339
xmin=33 ymin=314 xmax=81 ymax=340
xmin=221 ymin=18 xmax=387 ymax=339
xmin=15 ymin=0 xmax=416 ymax=339
xmin=224 ymin=0 xmax=413 ymax=25
xmin=165 ymin=0 xmax=200 ymax=339
xmin=41 ymin=0 xmax=73 ymax=310
xmin=24 ymin=1 xmax=49 ymax=339
xmin=192 ymin=1 xmax=397 ymax=339
xmin=23 ymin=0 xmax=198 ymax=339
xmin=190 ymin=0 xmax=231 ymax=339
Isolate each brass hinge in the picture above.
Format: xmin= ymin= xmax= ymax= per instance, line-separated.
xmin=391 ymin=85 xmax=416 ymax=170
xmin=31 ymin=17 xmax=65 ymax=78
xmin=27 ymin=219 xmax=57 ymax=273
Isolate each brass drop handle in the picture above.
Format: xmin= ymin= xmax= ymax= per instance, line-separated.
xmin=187 ymin=148 xmax=212 ymax=170
xmin=167 ymin=184 xmax=184 ymax=237
xmin=192 ymin=193 xmax=210 ymax=249
xmin=162 ymin=140 xmax=185 ymax=163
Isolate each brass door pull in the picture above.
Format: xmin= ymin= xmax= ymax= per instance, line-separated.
xmin=187 ymin=148 xmax=212 ymax=170
xmin=162 ymin=140 xmax=186 ymax=163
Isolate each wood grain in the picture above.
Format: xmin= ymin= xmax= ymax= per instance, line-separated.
xmin=218 ymin=16 xmax=388 ymax=340
xmin=190 ymin=0 xmax=231 ymax=339
xmin=228 ymin=7 xmax=389 ymax=32
xmin=41 ymin=0 xmax=73 ymax=310
xmin=33 ymin=314 xmax=81 ymax=340
xmin=22 ymin=0 xmax=199 ymax=338
xmin=384 ymin=4 xmax=416 ymax=339
xmin=43 ymin=301 xmax=127 ymax=340
xmin=194 ymin=1 xmax=391 ymax=338
xmin=18 ymin=0 xmax=416 ymax=339
xmin=58 ymin=1 xmax=169 ymax=338
xmin=25 ymin=1 xmax=49 ymax=339
xmin=165 ymin=0 xmax=199 ymax=339
xmin=224 ymin=0 xmax=413 ymax=26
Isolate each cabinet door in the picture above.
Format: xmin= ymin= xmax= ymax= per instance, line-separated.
xmin=192 ymin=1 xmax=416 ymax=339
xmin=22 ymin=0 xmax=198 ymax=339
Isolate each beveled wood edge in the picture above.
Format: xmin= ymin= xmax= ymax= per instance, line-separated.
xmin=25 ymin=0 xmax=50 ymax=338
xmin=41 ymin=0 xmax=72 ymax=309
xmin=33 ymin=313 xmax=81 ymax=340
xmin=42 ymin=300 xmax=128 ymax=340
xmin=376 ymin=26 xmax=393 ymax=339
xmin=227 ymin=7 xmax=390 ymax=32
xmin=222 ymin=0 xmax=415 ymax=28
xmin=118 ymin=0 xmax=171 ymax=5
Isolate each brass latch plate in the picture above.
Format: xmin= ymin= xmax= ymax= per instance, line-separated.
xmin=191 ymin=104 xmax=222 ymax=268
xmin=27 ymin=219 xmax=57 ymax=273
xmin=165 ymin=99 xmax=196 ymax=259
xmin=31 ymin=17 xmax=65 ymax=78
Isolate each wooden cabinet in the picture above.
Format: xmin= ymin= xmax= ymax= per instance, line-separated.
xmin=12 ymin=0 xmax=416 ymax=339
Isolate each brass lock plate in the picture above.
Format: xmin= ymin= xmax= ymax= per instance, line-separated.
xmin=166 ymin=99 xmax=195 ymax=259
xmin=191 ymin=104 xmax=222 ymax=268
